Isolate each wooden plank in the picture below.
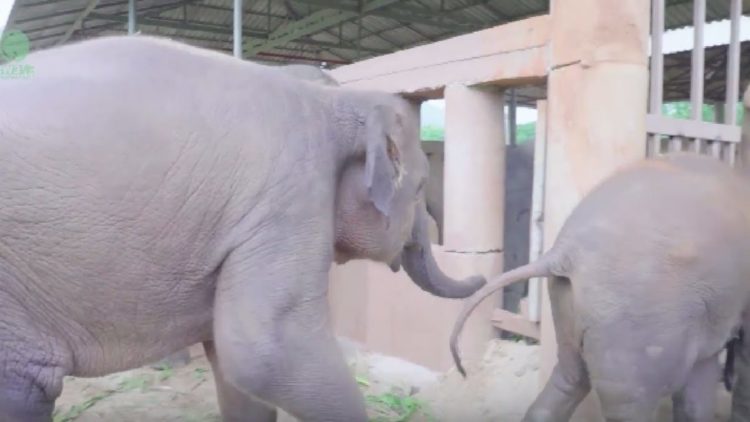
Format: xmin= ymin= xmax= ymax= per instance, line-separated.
xmin=330 ymin=15 xmax=550 ymax=94
xmin=690 ymin=0 xmax=706 ymax=122
xmin=646 ymin=114 xmax=741 ymax=143
xmin=491 ymin=309 xmax=540 ymax=340
xmin=725 ymin=0 xmax=742 ymax=125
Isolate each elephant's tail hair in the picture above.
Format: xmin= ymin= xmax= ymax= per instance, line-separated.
xmin=449 ymin=251 xmax=560 ymax=378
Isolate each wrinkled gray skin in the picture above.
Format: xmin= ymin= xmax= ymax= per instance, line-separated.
xmin=153 ymin=63 xmax=340 ymax=371
xmin=451 ymin=152 xmax=750 ymax=421
xmin=278 ymin=63 xmax=339 ymax=87
xmin=0 ymin=35 xmax=486 ymax=422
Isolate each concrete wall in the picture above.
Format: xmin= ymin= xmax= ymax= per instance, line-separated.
xmin=328 ymin=250 xmax=501 ymax=372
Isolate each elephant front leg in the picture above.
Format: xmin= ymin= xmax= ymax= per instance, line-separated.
xmin=732 ymin=327 xmax=750 ymax=422
xmin=203 ymin=341 xmax=278 ymax=422
xmin=210 ymin=240 xmax=368 ymax=422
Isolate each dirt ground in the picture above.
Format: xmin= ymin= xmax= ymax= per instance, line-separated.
xmin=54 ymin=338 xmax=734 ymax=422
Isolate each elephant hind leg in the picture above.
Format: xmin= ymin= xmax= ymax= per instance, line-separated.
xmin=523 ymin=276 xmax=591 ymax=422
xmin=584 ymin=325 xmax=694 ymax=422
xmin=672 ymin=356 xmax=720 ymax=422
xmin=523 ymin=361 xmax=590 ymax=422
xmin=731 ymin=319 xmax=750 ymax=422
xmin=210 ymin=239 xmax=368 ymax=422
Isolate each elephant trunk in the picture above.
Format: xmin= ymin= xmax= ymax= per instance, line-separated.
xmin=399 ymin=205 xmax=486 ymax=299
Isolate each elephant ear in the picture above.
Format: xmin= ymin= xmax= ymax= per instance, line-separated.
xmin=363 ymin=104 xmax=404 ymax=218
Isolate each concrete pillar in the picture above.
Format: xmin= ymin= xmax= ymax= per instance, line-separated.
xmin=540 ymin=0 xmax=650 ymax=419
xmin=443 ymin=84 xmax=506 ymax=253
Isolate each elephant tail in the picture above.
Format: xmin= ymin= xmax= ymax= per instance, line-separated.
xmin=449 ymin=250 xmax=563 ymax=378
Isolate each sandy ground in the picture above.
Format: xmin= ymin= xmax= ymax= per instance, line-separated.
xmin=53 ymin=338 xmax=734 ymax=422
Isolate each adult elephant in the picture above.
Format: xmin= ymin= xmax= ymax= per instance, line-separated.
xmin=0 ymin=35 xmax=485 ymax=422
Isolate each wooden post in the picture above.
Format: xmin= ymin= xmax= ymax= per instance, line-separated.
xmin=540 ymin=0 xmax=650 ymax=419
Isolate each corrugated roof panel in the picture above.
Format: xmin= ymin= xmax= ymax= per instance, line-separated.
xmin=5 ymin=0 xmax=750 ymax=71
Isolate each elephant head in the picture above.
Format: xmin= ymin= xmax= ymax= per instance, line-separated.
xmin=333 ymin=92 xmax=486 ymax=299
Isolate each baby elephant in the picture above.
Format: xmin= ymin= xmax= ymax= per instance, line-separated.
xmin=451 ymin=152 xmax=750 ymax=421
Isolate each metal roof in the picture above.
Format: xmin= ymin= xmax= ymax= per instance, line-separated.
xmin=6 ymin=0 xmax=750 ymax=67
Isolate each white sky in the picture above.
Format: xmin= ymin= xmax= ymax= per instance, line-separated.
xmin=0 ymin=0 xmax=13 ymax=33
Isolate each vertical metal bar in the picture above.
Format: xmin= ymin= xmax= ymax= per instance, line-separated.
xmin=690 ymin=0 xmax=706 ymax=122
xmin=652 ymin=135 xmax=663 ymax=155
xmin=715 ymin=101 xmax=726 ymax=123
xmin=127 ymin=0 xmax=136 ymax=34
xmin=726 ymin=0 xmax=741 ymax=126
xmin=233 ymin=0 xmax=243 ymax=58
xmin=527 ymin=100 xmax=548 ymax=323
xmin=711 ymin=141 xmax=722 ymax=158
xmin=509 ymin=89 xmax=517 ymax=147
xmin=649 ymin=0 xmax=664 ymax=114
xmin=729 ymin=143 xmax=737 ymax=165
xmin=693 ymin=138 xmax=703 ymax=153
xmin=357 ymin=0 xmax=363 ymax=60
xmin=267 ymin=0 xmax=271 ymax=32
xmin=648 ymin=0 xmax=664 ymax=156
xmin=669 ymin=136 xmax=683 ymax=152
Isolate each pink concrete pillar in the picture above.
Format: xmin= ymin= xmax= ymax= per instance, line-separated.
xmin=443 ymin=84 xmax=506 ymax=253
xmin=540 ymin=0 xmax=650 ymax=419
xmin=437 ymin=84 xmax=505 ymax=370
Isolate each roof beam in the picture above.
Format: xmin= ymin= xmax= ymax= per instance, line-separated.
xmin=244 ymin=0 xmax=400 ymax=57
xmin=89 ymin=12 xmax=268 ymax=38
xmin=86 ymin=12 xmax=389 ymax=54
xmin=55 ymin=0 xmax=101 ymax=46
xmin=289 ymin=0 xmax=477 ymax=30
xmin=13 ymin=0 xmax=122 ymax=24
